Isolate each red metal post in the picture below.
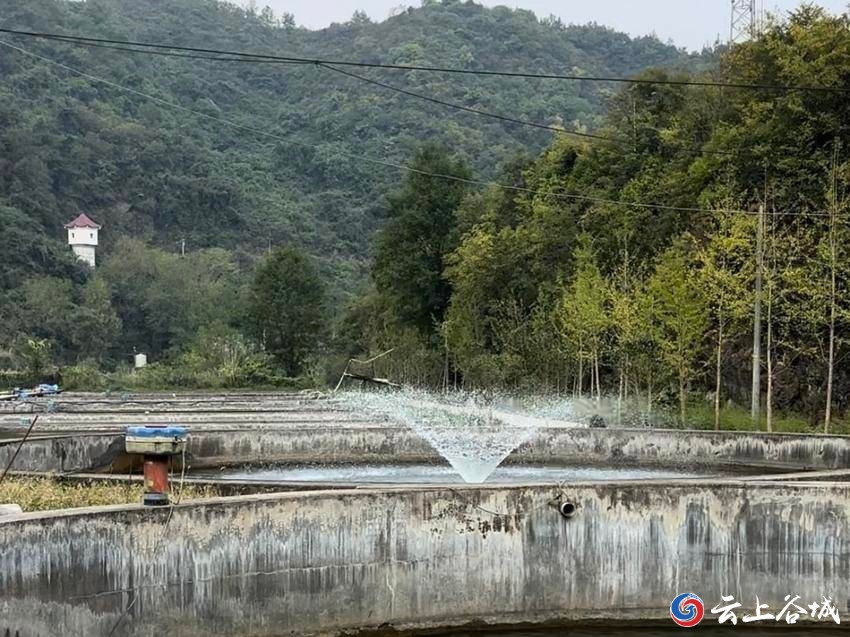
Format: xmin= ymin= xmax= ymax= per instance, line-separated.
xmin=142 ymin=455 xmax=170 ymax=504
xmin=125 ymin=425 xmax=186 ymax=506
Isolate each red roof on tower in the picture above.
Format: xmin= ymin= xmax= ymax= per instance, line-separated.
xmin=63 ymin=213 xmax=102 ymax=229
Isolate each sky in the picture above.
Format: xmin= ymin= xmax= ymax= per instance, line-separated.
xmin=256 ymin=0 xmax=848 ymax=50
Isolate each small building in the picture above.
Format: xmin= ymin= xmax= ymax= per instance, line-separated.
xmin=63 ymin=213 xmax=101 ymax=267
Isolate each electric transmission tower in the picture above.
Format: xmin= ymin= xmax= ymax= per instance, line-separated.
xmin=730 ymin=0 xmax=757 ymax=44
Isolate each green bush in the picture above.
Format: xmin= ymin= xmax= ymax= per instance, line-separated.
xmin=60 ymin=361 xmax=107 ymax=391
xmin=0 ymin=369 xmax=30 ymax=389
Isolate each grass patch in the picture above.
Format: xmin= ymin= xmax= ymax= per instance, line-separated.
xmin=60 ymin=361 xmax=317 ymax=392
xmin=0 ymin=477 xmax=219 ymax=512
xmin=684 ymin=402 xmax=849 ymax=434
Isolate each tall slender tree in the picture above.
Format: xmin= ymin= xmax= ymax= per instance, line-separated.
xmin=824 ymin=142 xmax=838 ymax=432
xmin=698 ymin=210 xmax=753 ymax=429
xmin=646 ymin=241 xmax=709 ymax=426
xmin=553 ymin=237 xmax=609 ymax=406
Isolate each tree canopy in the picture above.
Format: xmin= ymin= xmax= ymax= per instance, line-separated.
xmin=249 ymin=246 xmax=326 ymax=376
xmin=4 ymin=1 xmax=850 ymax=428
xmin=0 ymin=0 xmax=702 ymax=297
xmin=346 ymin=7 xmax=850 ymax=428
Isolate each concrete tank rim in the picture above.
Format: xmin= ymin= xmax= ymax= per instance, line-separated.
xmin=2 ymin=479 xmax=849 ymax=526
xmin=214 ymin=425 xmax=850 ymax=439
xmin=563 ymin=426 xmax=850 ymax=440
xmin=5 ymin=426 xmax=850 ymax=477
xmin=4 ymin=426 xmax=850 ymax=441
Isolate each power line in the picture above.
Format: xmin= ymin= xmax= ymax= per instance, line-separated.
xmin=40 ymin=39 xmax=309 ymax=65
xmin=12 ymin=33 xmax=309 ymax=67
xmin=0 ymin=31 xmax=804 ymax=161
xmin=2 ymin=27 xmax=849 ymax=94
xmin=2 ymin=31 xmax=721 ymax=154
xmin=6 ymin=35 xmax=635 ymax=146
xmin=0 ymin=39 xmax=842 ymax=220
xmin=320 ymin=63 xmax=775 ymax=159
xmin=4 ymin=29 xmax=838 ymax=162
xmin=13 ymin=34 xmax=630 ymax=145
xmin=319 ymin=63 xmax=611 ymax=142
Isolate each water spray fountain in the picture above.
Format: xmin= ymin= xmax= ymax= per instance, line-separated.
xmin=337 ymin=389 xmax=584 ymax=482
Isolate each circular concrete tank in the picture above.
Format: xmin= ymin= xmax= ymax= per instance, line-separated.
xmin=1 ymin=392 xmax=848 ymax=636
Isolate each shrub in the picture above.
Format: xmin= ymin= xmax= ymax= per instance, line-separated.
xmin=60 ymin=360 xmax=107 ymax=391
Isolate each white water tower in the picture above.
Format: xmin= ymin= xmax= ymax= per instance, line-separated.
xmin=64 ymin=213 xmax=101 ymax=267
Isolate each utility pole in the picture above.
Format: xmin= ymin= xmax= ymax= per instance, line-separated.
xmin=765 ymin=205 xmax=774 ymax=433
xmin=825 ymin=139 xmax=839 ymax=434
xmin=751 ymin=203 xmax=764 ymax=425
xmin=730 ymin=0 xmax=758 ymax=44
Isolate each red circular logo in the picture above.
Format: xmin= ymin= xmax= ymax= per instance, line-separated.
xmin=671 ymin=593 xmax=705 ymax=628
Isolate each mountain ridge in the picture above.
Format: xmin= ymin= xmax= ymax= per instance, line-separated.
xmin=0 ymin=0 xmax=712 ymax=295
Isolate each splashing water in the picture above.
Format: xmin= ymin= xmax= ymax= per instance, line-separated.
xmin=336 ymin=389 xmax=584 ymax=483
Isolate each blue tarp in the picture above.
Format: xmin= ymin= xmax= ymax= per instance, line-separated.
xmin=126 ymin=425 xmax=187 ymax=438
xmin=12 ymin=384 xmax=60 ymax=400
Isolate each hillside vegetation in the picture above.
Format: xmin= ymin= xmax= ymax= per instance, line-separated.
xmin=0 ymin=0 xmax=704 ymax=378
xmin=350 ymin=7 xmax=850 ymax=431
xmin=0 ymin=0 xmax=701 ymax=281
xmin=9 ymin=1 xmax=849 ymax=431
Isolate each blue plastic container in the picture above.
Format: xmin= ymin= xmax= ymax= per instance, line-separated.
xmin=126 ymin=425 xmax=187 ymax=438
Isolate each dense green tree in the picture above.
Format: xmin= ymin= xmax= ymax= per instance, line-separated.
xmin=68 ymin=277 xmax=122 ymax=363
xmin=609 ymin=277 xmax=653 ymax=420
xmin=8 ymin=276 xmax=76 ymax=361
xmin=0 ymin=206 xmax=85 ymax=292
xmin=248 ymin=246 xmax=326 ymax=375
xmin=0 ymin=0 xmax=697 ymax=303
xmin=3 ymin=0 xmax=850 ymax=416
xmin=177 ymin=322 xmax=277 ymax=388
xmin=697 ymin=210 xmax=754 ymax=429
xmin=429 ymin=8 xmax=850 ymax=426
xmin=99 ymin=238 xmax=246 ymax=359
xmin=0 ymin=0 xmax=713 ymax=389
xmin=14 ymin=337 xmax=53 ymax=381
xmin=443 ymin=223 xmax=537 ymax=374
xmin=333 ymin=290 xmax=445 ymax=387
xmin=373 ymin=146 xmax=470 ymax=335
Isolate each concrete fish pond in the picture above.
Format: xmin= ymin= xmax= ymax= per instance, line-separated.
xmin=1 ymin=391 xmax=850 ymax=636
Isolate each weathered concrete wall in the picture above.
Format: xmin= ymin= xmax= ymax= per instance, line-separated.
xmin=4 ymin=427 xmax=850 ymax=474
xmin=514 ymin=428 xmax=850 ymax=470
xmin=0 ymin=403 xmax=365 ymax=430
xmin=0 ymin=434 xmax=124 ymax=473
xmin=0 ymin=428 xmax=436 ymax=473
xmin=189 ymin=426 xmax=434 ymax=467
xmin=1 ymin=482 xmax=849 ymax=636
xmin=192 ymin=426 xmax=850 ymax=470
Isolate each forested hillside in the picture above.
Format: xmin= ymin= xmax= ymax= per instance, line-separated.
xmin=0 ymin=0 xmax=710 ymax=385
xmin=9 ymin=1 xmax=848 ymax=430
xmin=349 ymin=7 xmax=850 ymax=430
xmin=0 ymin=0 xmax=702 ymax=288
